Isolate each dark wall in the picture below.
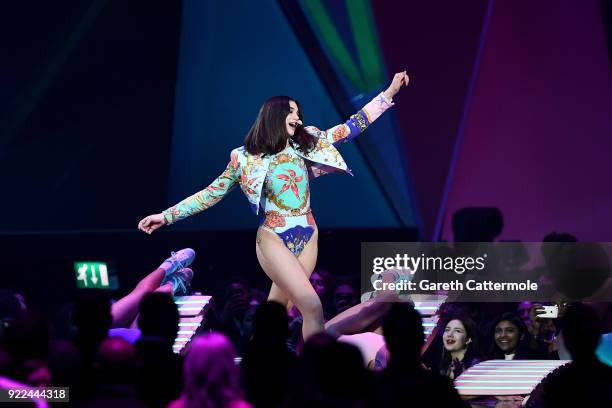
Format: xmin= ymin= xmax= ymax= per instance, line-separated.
xmin=1 ymin=0 xmax=182 ymax=231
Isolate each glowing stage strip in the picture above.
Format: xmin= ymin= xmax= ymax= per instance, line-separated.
xmin=467 ymin=369 xmax=549 ymax=373
xmin=456 ymin=386 xmax=532 ymax=390
xmin=470 ymin=364 xmax=557 ymax=371
xmin=456 ymin=380 xmax=537 ymax=383
xmin=461 ymin=374 xmax=543 ymax=378
xmin=175 ymin=300 xmax=209 ymax=305
xmin=178 ymin=322 xmax=200 ymax=327
xmin=455 ymin=359 xmax=570 ymax=396
xmin=479 ymin=361 xmax=561 ymax=364
xmin=479 ymin=362 xmax=561 ymax=365
xmin=178 ymin=307 xmax=203 ymax=311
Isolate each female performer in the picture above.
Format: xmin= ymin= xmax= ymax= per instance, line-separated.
xmin=138 ymin=72 xmax=409 ymax=340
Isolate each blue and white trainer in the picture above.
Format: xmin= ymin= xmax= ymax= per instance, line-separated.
xmin=158 ymin=248 xmax=196 ymax=276
xmin=164 ymin=267 xmax=194 ymax=296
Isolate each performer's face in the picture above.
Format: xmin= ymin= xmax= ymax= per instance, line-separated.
xmin=443 ymin=319 xmax=470 ymax=352
xmin=494 ymin=320 xmax=521 ymax=353
xmin=286 ymin=100 xmax=300 ymax=136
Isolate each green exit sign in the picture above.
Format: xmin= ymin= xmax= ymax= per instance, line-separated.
xmin=74 ymin=262 xmax=111 ymax=289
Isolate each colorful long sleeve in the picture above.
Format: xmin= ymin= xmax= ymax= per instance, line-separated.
xmin=307 ymin=92 xmax=394 ymax=146
xmin=162 ymin=152 xmax=239 ymax=225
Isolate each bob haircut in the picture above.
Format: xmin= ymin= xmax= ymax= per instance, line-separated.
xmin=244 ymin=96 xmax=315 ymax=155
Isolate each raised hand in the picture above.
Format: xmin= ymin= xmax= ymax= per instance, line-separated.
xmin=384 ymin=71 xmax=410 ymax=101
xmin=138 ymin=213 xmax=166 ymax=234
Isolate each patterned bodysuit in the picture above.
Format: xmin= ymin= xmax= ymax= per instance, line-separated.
xmin=259 ymin=145 xmax=316 ymax=257
xmin=160 ymin=92 xmax=394 ymax=258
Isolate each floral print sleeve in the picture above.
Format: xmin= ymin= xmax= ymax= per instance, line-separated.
xmin=162 ymin=151 xmax=240 ymax=225
xmin=305 ymin=92 xmax=394 ymax=146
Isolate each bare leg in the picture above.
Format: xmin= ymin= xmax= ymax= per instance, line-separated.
xmin=324 ymin=277 xmax=401 ymax=336
xmin=257 ymin=228 xmax=323 ymax=340
xmin=111 ymin=268 xmax=167 ymax=328
xmin=324 ymin=298 xmax=393 ymax=336
xmin=268 ymin=229 xmax=318 ymax=311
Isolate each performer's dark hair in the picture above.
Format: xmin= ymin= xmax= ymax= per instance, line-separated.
xmin=244 ymin=96 xmax=315 ymax=155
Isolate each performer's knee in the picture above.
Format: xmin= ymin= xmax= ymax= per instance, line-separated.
xmin=297 ymin=295 xmax=322 ymax=317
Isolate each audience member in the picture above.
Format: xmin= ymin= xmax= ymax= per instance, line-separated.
xmin=489 ymin=313 xmax=548 ymax=360
xmin=439 ymin=315 xmax=481 ymax=379
xmin=241 ymin=301 xmax=297 ymax=408
xmin=135 ymin=292 xmax=182 ymax=408
xmin=537 ymin=303 xmax=612 ymax=406
xmin=170 ymin=333 xmax=251 ymax=408
xmin=79 ymin=336 xmax=147 ymax=407
xmin=376 ymin=303 xmax=465 ymax=407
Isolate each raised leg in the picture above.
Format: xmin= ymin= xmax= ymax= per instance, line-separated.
xmin=324 ymin=298 xmax=393 ymax=336
xmin=110 ymin=268 xmax=171 ymax=328
xmin=324 ymin=273 xmax=402 ymax=336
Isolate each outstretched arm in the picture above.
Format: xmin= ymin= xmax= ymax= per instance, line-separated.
xmin=307 ymin=71 xmax=409 ymax=146
xmin=138 ymin=151 xmax=239 ymax=233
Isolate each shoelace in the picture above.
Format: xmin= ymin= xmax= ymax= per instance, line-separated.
xmin=169 ymin=251 xmax=187 ymax=270
xmin=170 ymin=272 xmax=188 ymax=295
xmin=164 ymin=251 xmax=189 ymax=294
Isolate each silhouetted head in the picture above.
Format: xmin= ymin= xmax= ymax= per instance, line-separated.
xmin=252 ymin=301 xmax=289 ymax=342
xmin=302 ymin=332 xmax=336 ymax=354
xmin=561 ymin=303 xmax=602 ymax=361
xmin=138 ymin=292 xmax=179 ymax=343
xmin=244 ymin=96 xmax=314 ymax=155
xmin=74 ymin=290 xmax=112 ymax=338
xmin=546 ymin=243 xmax=610 ymax=299
xmin=182 ymin=333 xmax=242 ymax=408
xmin=48 ymin=340 xmax=82 ymax=390
xmin=318 ymin=341 xmax=366 ymax=398
xmin=452 ymin=207 xmax=503 ymax=242
xmin=95 ymin=337 xmax=137 ymax=385
xmin=382 ymin=303 xmax=424 ymax=364
xmin=301 ymin=332 xmax=336 ymax=372
xmin=541 ymin=232 xmax=577 ymax=264
xmin=301 ymin=333 xmax=366 ymax=399
xmin=73 ymin=290 xmax=112 ymax=363
xmin=3 ymin=312 xmax=50 ymax=363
